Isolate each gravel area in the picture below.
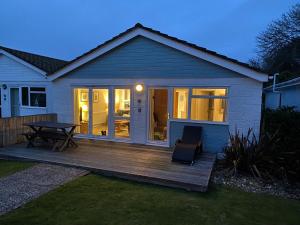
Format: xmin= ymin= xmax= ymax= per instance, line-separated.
xmin=211 ymin=163 xmax=300 ymax=200
xmin=0 ymin=163 xmax=89 ymax=215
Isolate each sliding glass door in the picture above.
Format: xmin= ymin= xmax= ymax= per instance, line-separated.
xmin=92 ymin=89 xmax=109 ymax=136
xmin=113 ymin=88 xmax=131 ymax=139
xmin=74 ymin=87 xmax=131 ymax=140
xmin=74 ymin=88 xmax=90 ymax=134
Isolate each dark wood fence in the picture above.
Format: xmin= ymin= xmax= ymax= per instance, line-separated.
xmin=0 ymin=113 xmax=57 ymax=147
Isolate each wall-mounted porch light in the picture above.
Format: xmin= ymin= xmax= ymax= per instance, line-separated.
xmin=135 ymin=84 xmax=144 ymax=93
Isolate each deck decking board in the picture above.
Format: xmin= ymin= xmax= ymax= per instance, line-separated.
xmin=0 ymin=140 xmax=215 ymax=192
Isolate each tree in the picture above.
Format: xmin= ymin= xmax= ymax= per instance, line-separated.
xmin=253 ymin=4 xmax=300 ymax=76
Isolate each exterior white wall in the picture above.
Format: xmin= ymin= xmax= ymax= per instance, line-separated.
xmin=52 ymin=77 xmax=263 ymax=146
xmin=265 ymin=92 xmax=280 ymax=109
xmin=281 ymin=86 xmax=300 ymax=110
xmin=0 ymin=54 xmax=51 ymax=117
xmin=265 ymin=85 xmax=300 ymax=111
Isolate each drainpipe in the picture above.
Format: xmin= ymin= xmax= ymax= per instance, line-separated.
xmin=272 ymin=73 xmax=281 ymax=107
xmin=272 ymin=73 xmax=280 ymax=93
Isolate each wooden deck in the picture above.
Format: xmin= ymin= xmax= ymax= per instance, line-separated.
xmin=0 ymin=140 xmax=216 ymax=192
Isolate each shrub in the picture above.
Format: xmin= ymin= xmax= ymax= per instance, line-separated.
xmin=224 ymin=128 xmax=279 ymax=179
xmin=224 ymin=107 xmax=300 ymax=182
xmin=262 ymin=107 xmax=300 ymax=182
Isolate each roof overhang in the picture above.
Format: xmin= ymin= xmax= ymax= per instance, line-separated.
xmin=0 ymin=49 xmax=47 ymax=78
xmin=50 ymin=26 xmax=269 ymax=82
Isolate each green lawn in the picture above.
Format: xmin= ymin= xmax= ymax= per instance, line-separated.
xmin=0 ymin=159 xmax=35 ymax=178
xmin=0 ymin=174 xmax=299 ymax=225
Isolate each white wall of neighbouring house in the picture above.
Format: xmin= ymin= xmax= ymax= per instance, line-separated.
xmin=280 ymin=86 xmax=300 ymax=111
xmin=0 ymin=54 xmax=51 ymax=117
xmin=265 ymin=85 xmax=300 ymax=111
xmin=265 ymin=91 xmax=281 ymax=109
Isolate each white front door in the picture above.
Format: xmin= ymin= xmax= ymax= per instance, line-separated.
xmin=148 ymin=88 xmax=169 ymax=145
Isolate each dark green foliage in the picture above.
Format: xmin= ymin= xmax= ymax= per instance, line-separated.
xmin=224 ymin=107 xmax=300 ymax=182
xmin=224 ymin=128 xmax=280 ymax=179
xmin=254 ymin=4 xmax=300 ymax=74
xmin=262 ymin=107 xmax=300 ymax=182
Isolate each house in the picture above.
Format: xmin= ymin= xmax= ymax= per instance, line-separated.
xmin=264 ymin=76 xmax=300 ymax=110
xmin=0 ymin=46 xmax=67 ymax=117
xmin=0 ymin=23 xmax=268 ymax=152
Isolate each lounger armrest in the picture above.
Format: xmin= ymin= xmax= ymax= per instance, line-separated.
xmin=197 ymin=140 xmax=203 ymax=153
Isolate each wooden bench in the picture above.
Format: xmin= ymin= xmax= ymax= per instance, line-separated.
xmin=22 ymin=130 xmax=75 ymax=151
xmin=22 ymin=132 xmax=37 ymax=148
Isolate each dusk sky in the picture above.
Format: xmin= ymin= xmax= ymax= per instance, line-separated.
xmin=0 ymin=0 xmax=298 ymax=63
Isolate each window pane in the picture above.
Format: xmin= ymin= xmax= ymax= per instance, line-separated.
xmin=192 ymin=88 xmax=227 ymax=96
xmin=30 ymin=87 xmax=45 ymax=92
xmin=173 ymin=88 xmax=188 ymax=119
xmin=92 ymin=89 xmax=109 ymax=136
xmin=114 ymin=119 xmax=130 ymax=138
xmin=30 ymin=93 xmax=46 ymax=107
xmin=191 ymin=98 xmax=227 ymax=122
xmin=114 ymin=89 xmax=130 ymax=117
xmin=22 ymin=87 xmax=29 ymax=106
xmin=74 ymin=88 xmax=89 ymax=134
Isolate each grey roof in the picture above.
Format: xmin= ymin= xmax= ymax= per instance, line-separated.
xmin=0 ymin=46 xmax=68 ymax=74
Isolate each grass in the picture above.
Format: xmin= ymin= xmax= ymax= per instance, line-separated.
xmin=0 ymin=174 xmax=299 ymax=225
xmin=0 ymin=159 xmax=35 ymax=178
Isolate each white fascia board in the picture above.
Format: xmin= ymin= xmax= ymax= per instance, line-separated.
xmin=0 ymin=49 xmax=47 ymax=78
xmin=50 ymin=28 xmax=268 ymax=82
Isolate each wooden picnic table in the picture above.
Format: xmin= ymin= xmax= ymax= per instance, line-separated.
xmin=23 ymin=121 xmax=78 ymax=152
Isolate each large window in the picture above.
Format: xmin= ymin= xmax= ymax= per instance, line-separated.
xmin=21 ymin=87 xmax=46 ymax=107
xmin=173 ymin=88 xmax=189 ymax=119
xmin=173 ymin=88 xmax=227 ymax=122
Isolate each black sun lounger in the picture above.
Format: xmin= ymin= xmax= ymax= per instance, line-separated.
xmin=172 ymin=126 xmax=203 ymax=165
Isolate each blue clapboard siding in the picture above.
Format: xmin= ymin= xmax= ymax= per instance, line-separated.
xmin=169 ymin=121 xmax=229 ymax=153
xmin=66 ymin=36 xmax=242 ymax=79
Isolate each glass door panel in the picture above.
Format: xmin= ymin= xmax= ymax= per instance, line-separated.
xmin=92 ymin=89 xmax=109 ymax=136
xmin=74 ymin=88 xmax=89 ymax=134
xmin=114 ymin=88 xmax=130 ymax=138
xmin=149 ymin=88 xmax=168 ymax=142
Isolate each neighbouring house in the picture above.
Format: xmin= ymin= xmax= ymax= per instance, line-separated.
xmin=264 ymin=76 xmax=300 ymax=110
xmin=0 ymin=46 xmax=67 ymax=117
xmin=0 ymin=23 xmax=268 ymax=152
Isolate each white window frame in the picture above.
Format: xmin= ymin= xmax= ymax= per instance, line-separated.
xmin=172 ymin=87 xmax=228 ymax=124
xmin=21 ymin=86 xmax=47 ymax=108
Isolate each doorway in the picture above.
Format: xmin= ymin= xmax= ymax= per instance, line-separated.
xmin=74 ymin=87 xmax=131 ymax=140
xmin=148 ymin=88 xmax=169 ymax=144
xmin=113 ymin=88 xmax=131 ymax=139
xmin=10 ymin=88 xmax=20 ymax=117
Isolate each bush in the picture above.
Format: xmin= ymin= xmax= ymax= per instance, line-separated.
xmin=224 ymin=128 xmax=280 ymax=180
xmin=262 ymin=107 xmax=300 ymax=182
xmin=224 ymin=107 xmax=300 ymax=182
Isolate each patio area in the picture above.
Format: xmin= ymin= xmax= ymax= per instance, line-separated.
xmin=0 ymin=139 xmax=216 ymax=192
